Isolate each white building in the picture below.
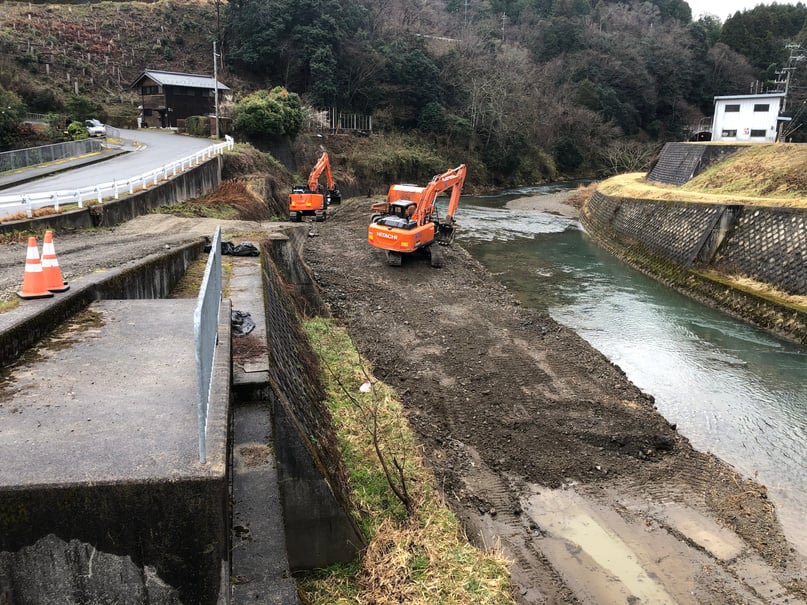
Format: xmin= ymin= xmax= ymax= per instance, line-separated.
xmin=710 ymin=93 xmax=786 ymax=143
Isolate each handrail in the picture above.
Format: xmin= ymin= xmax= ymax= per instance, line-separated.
xmin=194 ymin=226 xmax=222 ymax=465
xmin=0 ymin=135 xmax=234 ymax=219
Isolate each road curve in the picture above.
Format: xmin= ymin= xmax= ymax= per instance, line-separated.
xmin=1 ymin=129 xmax=216 ymax=196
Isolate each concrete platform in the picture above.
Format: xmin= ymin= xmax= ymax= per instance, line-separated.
xmin=0 ymin=299 xmax=216 ymax=484
xmin=0 ymin=298 xmax=231 ymax=604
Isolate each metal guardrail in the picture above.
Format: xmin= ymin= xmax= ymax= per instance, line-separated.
xmin=0 ymin=139 xmax=103 ymax=173
xmin=0 ymin=135 xmax=234 ymax=219
xmin=194 ymin=226 xmax=222 ymax=465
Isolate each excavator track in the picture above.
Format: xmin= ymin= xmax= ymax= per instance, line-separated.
xmin=428 ymin=245 xmax=444 ymax=268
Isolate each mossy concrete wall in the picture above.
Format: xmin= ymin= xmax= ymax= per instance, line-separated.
xmin=581 ymin=191 xmax=807 ymax=344
xmin=259 ymin=234 xmax=365 ymax=570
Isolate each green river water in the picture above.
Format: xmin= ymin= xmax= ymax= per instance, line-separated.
xmin=456 ymin=185 xmax=807 ymax=555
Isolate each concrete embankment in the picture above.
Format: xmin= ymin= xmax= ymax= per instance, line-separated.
xmin=0 ymin=153 xmax=222 ymax=235
xmin=580 ymin=190 xmax=807 ymax=344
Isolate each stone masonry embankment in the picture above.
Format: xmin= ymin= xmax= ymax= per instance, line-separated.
xmin=258 ymin=231 xmax=365 ymax=569
xmin=647 ymin=142 xmax=746 ymax=185
xmin=581 ymin=191 xmax=807 ymax=344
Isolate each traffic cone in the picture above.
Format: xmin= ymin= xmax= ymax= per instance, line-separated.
xmin=41 ymin=230 xmax=69 ymax=293
xmin=17 ymin=237 xmax=54 ymax=299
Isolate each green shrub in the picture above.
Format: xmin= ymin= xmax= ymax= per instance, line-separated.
xmin=185 ymin=115 xmax=210 ymax=138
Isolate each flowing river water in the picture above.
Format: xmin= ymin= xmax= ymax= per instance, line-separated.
xmin=455 ymin=185 xmax=807 ymax=556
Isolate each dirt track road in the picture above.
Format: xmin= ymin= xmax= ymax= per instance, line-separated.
xmin=1 ymin=206 xmax=805 ymax=603
xmin=303 ymin=198 xmax=807 ymax=604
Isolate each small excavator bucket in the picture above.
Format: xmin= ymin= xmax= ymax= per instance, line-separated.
xmin=328 ymin=188 xmax=342 ymax=205
xmin=435 ymin=222 xmax=456 ymax=245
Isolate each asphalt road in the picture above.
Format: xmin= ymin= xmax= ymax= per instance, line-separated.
xmin=1 ymin=129 xmax=215 ymax=196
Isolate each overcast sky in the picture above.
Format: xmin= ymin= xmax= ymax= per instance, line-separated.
xmin=687 ymin=0 xmax=804 ymax=20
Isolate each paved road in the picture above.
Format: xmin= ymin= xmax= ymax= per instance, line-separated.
xmin=1 ymin=129 xmax=214 ymax=196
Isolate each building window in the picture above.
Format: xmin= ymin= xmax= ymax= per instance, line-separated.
xmin=753 ymin=104 xmax=770 ymax=112
xmin=725 ymin=104 xmax=740 ymax=112
xmin=142 ymin=85 xmax=160 ymax=95
xmin=721 ymin=129 xmax=737 ymax=137
xmin=750 ymin=129 xmax=766 ymax=137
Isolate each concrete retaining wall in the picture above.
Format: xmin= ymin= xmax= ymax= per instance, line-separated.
xmin=647 ymin=143 xmax=745 ymax=185
xmin=0 ymin=139 xmax=103 ymax=173
xmin=0 ymin=155 xmax=222 ymax=236
xmin=259 ymin=234 xmax=365 ymax=570
xmin=582 ymin=191 xmax=807 ymax=344
xmin=0 ymin=239 xmax=206 ymax=366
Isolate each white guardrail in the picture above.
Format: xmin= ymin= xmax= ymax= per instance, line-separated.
xmin=0 ymin=135 xmax=234 ymax=219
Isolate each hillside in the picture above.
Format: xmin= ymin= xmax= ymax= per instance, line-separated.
xmin=0 ymin=0 xmax=244 ymax=125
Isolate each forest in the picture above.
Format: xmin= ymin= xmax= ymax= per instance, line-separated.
xmin=1 ymin=0 xmax=806 ymax=184
xmin=223 ymin=0 xmax=807 ymax=181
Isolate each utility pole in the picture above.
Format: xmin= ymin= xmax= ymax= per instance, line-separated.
xmin=213 ymin=41 xmax=220 ymax=139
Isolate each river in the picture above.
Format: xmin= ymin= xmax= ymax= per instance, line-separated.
xmin=455 ymin=185 xmax=807 ymax=556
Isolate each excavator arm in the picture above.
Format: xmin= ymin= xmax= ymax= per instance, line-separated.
xmin=414 ymin=164 xmax=466 ymax=227
xmin=308 ymin=152 xmax=336 ymax=192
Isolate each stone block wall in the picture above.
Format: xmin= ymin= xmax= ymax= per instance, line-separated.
xmin=647 ymin=143 xmax=745 ymax=186
xmin=713 ymin=207 xmax=807 ymax=295
xmin=647 ymin=143 xmax=706 ymax=185
xmin=260 ymin=240 xmax=365 ymax=569
xmin=581 ymin=191 xmax=807 ymax=343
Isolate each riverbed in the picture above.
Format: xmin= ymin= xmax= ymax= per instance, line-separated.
xmin=458 ymin=185 xmax=807 ymax=556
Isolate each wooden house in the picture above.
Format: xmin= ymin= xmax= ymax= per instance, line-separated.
xmin=131 ymin=69 xmax=231 ymax=129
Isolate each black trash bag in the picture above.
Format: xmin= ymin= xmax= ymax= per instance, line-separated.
xmin=231 ymin=310 xmax=255 ymax=336
xmin=203 ymin=241 xmax=260 ymax=256
xmin=231 ymin=242 xmax=260 ymax=256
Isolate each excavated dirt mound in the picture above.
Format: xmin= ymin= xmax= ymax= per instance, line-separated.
xmin=303 ymin=197 xmax=806 ymax=604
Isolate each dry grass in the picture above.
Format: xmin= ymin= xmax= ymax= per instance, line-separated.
xmin=154 ymin=180 xmax=274 ymax=220
xmin=682 ymin=144 xmax=807 ymax=199
xmin=701 ymin=271 xmax=807 ymax=311
xmin=300 ymin=318 xmax=515 ymax=605
xmin=598 ymin=144 xmax=807 ymax=208
xmin=567 ymin=182 xmax=599 ymax=209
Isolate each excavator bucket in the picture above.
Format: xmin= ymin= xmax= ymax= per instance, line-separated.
xmin=435 ymin=222 xmax=456 ymax=245
xmin=328 ymin=188 xmax=342 ymax=205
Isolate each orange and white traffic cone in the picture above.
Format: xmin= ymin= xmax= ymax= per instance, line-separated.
xmin=41 ymin=230 xmax=69 ymax=293
xmin=17 ymin=237 xmax=54 ymax=299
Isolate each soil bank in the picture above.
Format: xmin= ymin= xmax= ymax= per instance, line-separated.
xmin=303 ymin=197 xmax=806 ymax=604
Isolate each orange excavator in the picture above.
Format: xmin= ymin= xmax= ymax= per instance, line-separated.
xmin=289 ymin=151 xmax=341 ymax=222
xmin=367 ymin=164 xmax=466 ymax=267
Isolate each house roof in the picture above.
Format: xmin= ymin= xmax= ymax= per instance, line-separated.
xmin=131 ymin=69 xmax=230 ymax=91
xmin=714 ymin=93 xmax=785 ymax=101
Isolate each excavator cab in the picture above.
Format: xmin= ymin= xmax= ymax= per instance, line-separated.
xmin=373 ymin=200 xmax=418 ymax=230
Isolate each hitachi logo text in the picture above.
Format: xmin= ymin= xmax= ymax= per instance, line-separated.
xmin=375 ymin=232 xmax=398 ymax=240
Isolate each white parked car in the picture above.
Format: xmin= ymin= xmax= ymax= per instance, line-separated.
xmin=84 ymin=119 xmax=106 ymax=137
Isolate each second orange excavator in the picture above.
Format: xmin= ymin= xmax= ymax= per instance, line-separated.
xmin=289 ymin=151 xmax=341 ymax=222
xmin=367 ymin=164 xmax=466 ymax=267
